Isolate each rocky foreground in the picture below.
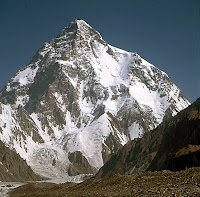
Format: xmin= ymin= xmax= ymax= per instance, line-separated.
xmin=10 ymin=167 xmax=200 ymax=197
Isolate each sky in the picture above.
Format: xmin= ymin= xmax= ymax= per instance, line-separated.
xmin=0 ymin=0 xmax=199 ymax=102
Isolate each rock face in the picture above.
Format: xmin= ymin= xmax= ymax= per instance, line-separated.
xmin=96 ymin=98 xmax=200 ymax=178
xmin=166 ymin=149 xmax=200 ymax=171
xmin=68 ymin=151 xmax=97 ymax=176
xmin=0 ymin=20 xmax=190 ymax=178
xmin=0 ymin=140 xmax=42 ymax=181
xmin=95 ymin=123 xmax=165 ymax=177
xmin=148 ymin=98 xmax=200 ymax=171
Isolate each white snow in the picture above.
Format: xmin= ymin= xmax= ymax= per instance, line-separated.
xmin=15 ymin=95 xmax=29 ymax=107
xmin=0 ymin=104 xmax=14 ymax=144
xmin=128 ymin=122 xmax=143 ymax=140
xmin=129 ymin=82 xmax=170 ymax=122
xmin=30 ymin=113 xmax=51 ymax=143
xmin=53 ymin=92 xmax=66 ymax=112
xmin=13 ymin=66 xmax=39 ymax=86
xmin=90 ymin=40 xmax=131 ymax=88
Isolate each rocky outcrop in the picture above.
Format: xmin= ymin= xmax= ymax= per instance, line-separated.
xmin=96 ymin=98 xmax=200 ymax=177
xmin=148 ymin=98 xmax=200 ymax=171
xmin=68 ymin=151 xmax=97 ymax=176
xmin=0 ymin=140 xmax=43 ymax=181
xmin=166 ymin=149 xmax=200 ymax=171
xmin=96 ymin=123 xmax=165 ymax=177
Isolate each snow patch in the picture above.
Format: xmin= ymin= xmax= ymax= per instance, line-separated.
xmin=13 ymin=66 xmax=39 ymax=86
xmin=128 ymin=122 xmax=143 ymax=140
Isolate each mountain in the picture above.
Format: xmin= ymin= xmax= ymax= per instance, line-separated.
xmin=0 ymin=19 xmax=190 ymax=178
xmin=96 ymin=98 xmax=200 ymax=178
xmin=0 ymin=139 xmax=42 ymax=181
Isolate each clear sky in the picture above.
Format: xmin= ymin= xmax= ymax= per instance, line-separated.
xmin=0 ymin=0 xmax=199 ymax=102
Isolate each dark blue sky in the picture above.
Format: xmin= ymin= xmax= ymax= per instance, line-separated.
xmin=0 ymin=0 xmax=199 ymax=102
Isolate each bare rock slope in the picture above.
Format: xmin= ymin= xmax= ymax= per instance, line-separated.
xmin=96 ymin=98 xmax=200 ymax=177
xmin=0 ymin=140 xmax=42 ymax=181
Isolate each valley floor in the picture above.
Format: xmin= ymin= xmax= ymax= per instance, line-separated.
xmin=0 ymin=182 xmax=25 ymax=197
xmin=9 ymin=167 xmax=200 ymax=197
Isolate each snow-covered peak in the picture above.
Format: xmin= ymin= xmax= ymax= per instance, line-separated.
xmin=55 ymin=19 xmax=100 ymax=40
xmin=68 ymin=19 xmax=91 ymax=28
xmin=0 ymin=20 xmax=190 ymax=179
xmin=75 ymin=19 xmax=91 ymax=28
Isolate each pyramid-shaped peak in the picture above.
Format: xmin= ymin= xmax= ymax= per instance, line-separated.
xmin=55 ymin=19 xmax=102 ymax=42
xmin=57 ymin=19 xmax=94 ymax=37
xmin=74 ymin=19 xmax=91 ymax=27
xmin=67 ymin=19 xmax=92 ymax=30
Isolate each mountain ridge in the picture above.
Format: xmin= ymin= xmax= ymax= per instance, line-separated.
xmin=96 ymin=97 xmax=200 ymax=178
xmin=0 ymin=139 xmax=43 ymax=181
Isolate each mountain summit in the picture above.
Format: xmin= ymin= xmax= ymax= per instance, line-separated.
xmin=0 ymin=20 xmax=190 ymax=178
